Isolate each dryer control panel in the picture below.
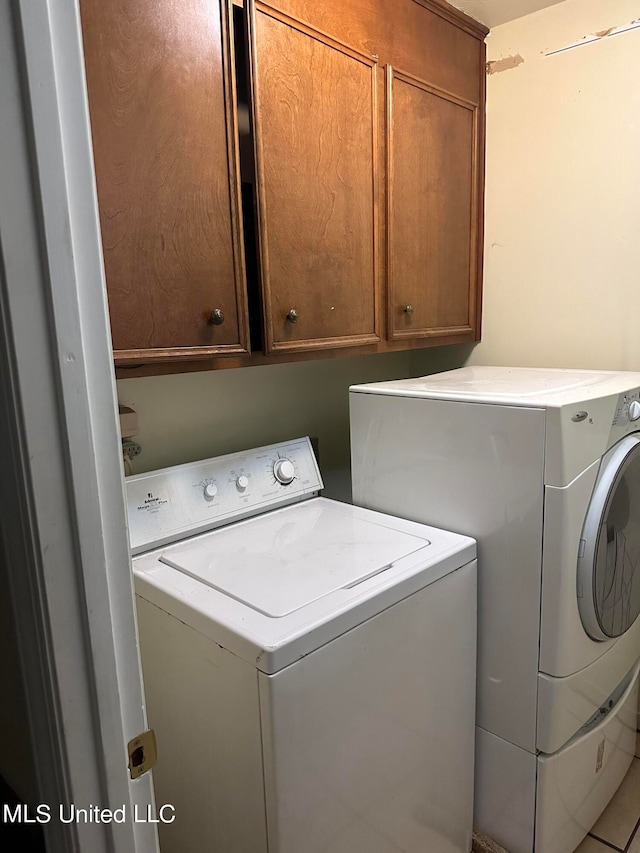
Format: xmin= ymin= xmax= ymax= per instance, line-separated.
xmin=126 ymin=437 xmax=323 ymax=555
xmin=612 ymin=389 xmax=640 ymax=427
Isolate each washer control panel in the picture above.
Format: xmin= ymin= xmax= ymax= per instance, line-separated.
xmin=126 ymin=437 xmax=323 ymax=554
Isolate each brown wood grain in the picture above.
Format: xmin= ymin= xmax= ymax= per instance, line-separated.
xmin=387 ymin=66 xmax=478 ymax=340
xmin=80 ymin=0 xmax=249 ymax=360
xmin=250 ymin=3 xmax=380 ymax=352
xmin=235 ymin=0 xmax=487 ymax=37
xmin=115 ymin=329 xmax=477 ymax=376
xmin=259 ymin=0 xmax=485 ymax=104
xmin=84 ymin=0 xmax=485 ymax=370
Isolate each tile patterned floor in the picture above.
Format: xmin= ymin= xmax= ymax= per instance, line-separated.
xmin=575 ymin=731 xmax=640 ymax=853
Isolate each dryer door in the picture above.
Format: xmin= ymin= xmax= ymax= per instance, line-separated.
xmin=578 ymin=435 xmax=640 ymax=640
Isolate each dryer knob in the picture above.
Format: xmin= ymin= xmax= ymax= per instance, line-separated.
xmin=236 ymin=475 xmax=249 ymax=491
xmin=629 ymin=400 xmax=640 ymax=421
xmin=204 ymin=483 xmax=217 ymax=499
xmin=274 ymin=458 xmax=295 ymax=485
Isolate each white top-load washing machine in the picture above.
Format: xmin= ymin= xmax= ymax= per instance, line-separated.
xmin=350 ymin=367 xmax=640 ymax=853
xmin=127 ymin=437 xmax=477 ymax=853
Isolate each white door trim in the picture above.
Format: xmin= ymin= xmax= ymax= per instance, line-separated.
xmin=0 ymin=1 xmax=158 ymax=850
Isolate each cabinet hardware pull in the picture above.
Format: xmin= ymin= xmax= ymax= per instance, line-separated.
xmin=286 ymin=309 xmax=299 ymax=324
xmin=404 ymin=304 xmax=414 ymax=315
xmin=209 ymin=309 xmax=225 ymax=325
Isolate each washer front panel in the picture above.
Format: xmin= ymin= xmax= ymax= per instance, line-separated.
xmin=578 ymin=434 xmax=640 ymax=640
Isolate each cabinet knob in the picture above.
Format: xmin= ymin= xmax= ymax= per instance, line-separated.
xmin=209 ymin=309 xmax=225 ymax=325
xmin=404 ymin=304 xmax=414 ymax=315
xmin=286 ymin=309 xmax=299 ymax=324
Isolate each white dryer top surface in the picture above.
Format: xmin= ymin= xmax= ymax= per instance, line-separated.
xmin=351 ymin=366 xmax=640 ymax=408
xmin=133 ymin=498 xmax=476 ymax=673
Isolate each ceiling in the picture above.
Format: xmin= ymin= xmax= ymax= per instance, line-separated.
xmin=448 ymin=0 xmax=567 ymax=28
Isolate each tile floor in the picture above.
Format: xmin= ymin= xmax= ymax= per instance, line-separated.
xmin=575 ymin=731 xmax=640 ymax=853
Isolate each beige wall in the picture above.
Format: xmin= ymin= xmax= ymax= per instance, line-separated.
xmin=470 ymin=0 xmax=640 ymax=370
xmin=117 ymin=346 xmax=472 ymax=500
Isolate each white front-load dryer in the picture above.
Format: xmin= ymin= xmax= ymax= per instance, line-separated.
xmin=350 ymin=366 xmax=640 ymax=853
xmin=538 ymin=430 xmax=640 ymax=757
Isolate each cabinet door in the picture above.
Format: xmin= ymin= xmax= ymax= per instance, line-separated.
xmin=249 ymin=2 xmax=380 ymax=353
xmin=386 ymin=67 xmax=480 ymax=340
xmin=80 ymin=0 xmax=249 ymax=363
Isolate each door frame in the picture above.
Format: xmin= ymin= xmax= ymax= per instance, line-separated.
xmin=0 ymin=2 xmax=158 ymax=850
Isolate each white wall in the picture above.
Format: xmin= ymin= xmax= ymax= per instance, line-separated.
xmin=470 ymin=0 xmax=640 ymax=370
xmin=117 ymin=346 xmax=471 ymax=500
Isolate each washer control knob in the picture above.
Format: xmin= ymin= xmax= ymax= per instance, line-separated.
xmin=629 ymin=400 xmax=640 ymax=421
xmin=203 ymin=483 xmax=217 ymax=499
xmin=236 ymin=475 xmax=249 ymax=491
xmin=274 ymin=458 xmax=295 ymax=485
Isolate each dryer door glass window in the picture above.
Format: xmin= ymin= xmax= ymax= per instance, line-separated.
xmin=581 ymin=436 xmax=640 ymax=640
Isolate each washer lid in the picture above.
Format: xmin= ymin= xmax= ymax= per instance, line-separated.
xmin=134 ymin=497 xmax=476 ymax=674
xmin=160 ymin=500 xmax=429 ymax=617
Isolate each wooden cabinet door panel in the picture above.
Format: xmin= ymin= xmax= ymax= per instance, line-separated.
xmin=387 ymin=67 xmax=479 ymax=340
xmin=250 ymin=3 xmax=380 ymax=352
xmin=80 ymin=0 xmax=249 ymax=363
xmin=264 ymin=0 xmax=486 ymax=105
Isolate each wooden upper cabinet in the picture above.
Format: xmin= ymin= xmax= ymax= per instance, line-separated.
xmin=248 ymin=2 xmax=379 ymax=352
xmin=266 ymin=0 xmax=484 ymax=102
xmin=265 ymin=0 xmax=486 ymax=349
xmin=387 ymin=67 xmax=479 ymax=340
xmin=81 ymin=0 xmax=487 ymax=373
xmin=80 ymin=0 xmax=249 ymax=363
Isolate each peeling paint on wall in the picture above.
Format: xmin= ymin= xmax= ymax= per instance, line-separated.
xmin=545 ymin=18 xmax=640 ymax=57
xmin=486 ymin=54 xmax=525 ymax=74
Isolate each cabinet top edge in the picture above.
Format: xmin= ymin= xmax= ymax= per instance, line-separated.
xmin=413 ymin=0 xmax=489 ymax=38
xmin=232 ymin=0 xmax=489 ymax=39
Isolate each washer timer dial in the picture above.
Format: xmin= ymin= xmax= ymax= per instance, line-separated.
xmin=273 ymin=458 xmax=295 ymax=485
xmin=629 ymin=400 xmax=640 ymax=422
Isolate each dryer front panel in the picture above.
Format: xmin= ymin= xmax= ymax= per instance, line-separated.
xmin=578 ymin=434 xmax=640 ymax=641
xmin=540 ymin=460 xmax=606 ymax=678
